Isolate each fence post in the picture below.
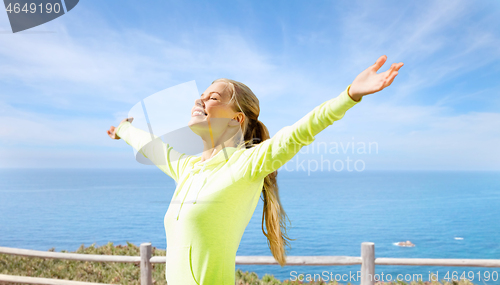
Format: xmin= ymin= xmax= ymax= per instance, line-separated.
xmin=361 ymin=242 xmax=375 ymax=285
xmin=140 ymin=243 xmax=152 ymax=285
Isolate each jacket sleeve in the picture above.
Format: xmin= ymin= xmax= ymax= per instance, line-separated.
xmin=243 ymin=85 xmax=362 ymax=180
xmin=115 ymin=121 xmax=191 ymax=183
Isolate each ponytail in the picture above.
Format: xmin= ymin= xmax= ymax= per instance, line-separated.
xmin=246 ymin=119 xmax=294 ymax=267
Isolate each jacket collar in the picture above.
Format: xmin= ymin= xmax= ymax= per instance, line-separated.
xmin=193 ymin=146 xmax=239 ymax=168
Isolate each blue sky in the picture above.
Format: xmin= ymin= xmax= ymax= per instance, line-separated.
xmin=0 ymin=0 xmax=499 ymax=170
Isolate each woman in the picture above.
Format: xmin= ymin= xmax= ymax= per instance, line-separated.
xmin=107 ymin=55 xmax=403 ymax=284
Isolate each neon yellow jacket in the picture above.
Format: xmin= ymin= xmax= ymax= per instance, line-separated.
xmin=115 ymin=85 xmax=361 ymax=285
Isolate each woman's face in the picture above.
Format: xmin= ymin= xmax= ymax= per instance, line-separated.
xmin=189 ymin=82 xmax=235 ymax=122
xmin=188 ymin=82 xmax=243 ymax=131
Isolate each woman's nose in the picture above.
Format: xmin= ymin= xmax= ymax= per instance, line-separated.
xmin=195 ymin=98 xmax=204 ymax=107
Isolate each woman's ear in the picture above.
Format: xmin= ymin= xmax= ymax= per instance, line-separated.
xmin=229 ymin=112 xmax=244 ymax=127
xmin=235 ymin=112 xmax=245 ymax=125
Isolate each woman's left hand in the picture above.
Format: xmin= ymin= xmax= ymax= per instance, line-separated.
xmin=348 ymin=55 xmax=404 ymax=101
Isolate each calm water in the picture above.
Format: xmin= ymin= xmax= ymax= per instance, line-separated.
xmin=1 ymin=169 xmax=499 ymax=284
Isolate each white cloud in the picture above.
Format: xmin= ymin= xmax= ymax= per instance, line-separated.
xmin=335 ymin=0 xmax=500 ymax=101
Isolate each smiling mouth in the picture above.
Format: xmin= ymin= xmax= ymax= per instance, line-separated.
xmin=192 ymin=111 xmax=206 ymax=117
xmin=192 ymin=108 xmax=208 ymax=117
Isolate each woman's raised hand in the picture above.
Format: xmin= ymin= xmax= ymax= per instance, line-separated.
xmin=348 ymin=55 xmax=404 ymax=101
xmin=107 ymin=117 xmax=134 ymax=140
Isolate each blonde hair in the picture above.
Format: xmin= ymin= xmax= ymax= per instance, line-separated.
xmin=212 ymin=78 xmax=294 ymax=266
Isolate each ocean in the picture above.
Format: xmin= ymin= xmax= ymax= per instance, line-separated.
xmin=1 ymin=168 xmax=499 ymax=284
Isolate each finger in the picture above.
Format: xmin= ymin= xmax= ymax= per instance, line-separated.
xmin=372 ymin=55 xmax=387 ymax=72
xmin=385 ymin=63 xmax=403 ymax=85
xmin=378 ymin=63 xmax=402 ymax=90
xmin=382 ymin=63 xmax=398 ymax=79
xmin=376 ymin=67 xmax=394 ymax=83
xmin=384 ymin=71 xmax=398 ymax=88
xmin=387 ymin=72 xmax=397 ymax=87
xmin=392 ymin=62 xmax=403 ymax=72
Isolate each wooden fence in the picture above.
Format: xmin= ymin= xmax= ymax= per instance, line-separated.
xmin=1 ymin=242 xmax=500 ymax=285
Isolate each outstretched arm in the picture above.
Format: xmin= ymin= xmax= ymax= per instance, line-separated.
xmin=107 ymin=118 xmax=191 ymax=182
xmin=243 ymin=55 xmax=403 ymax=180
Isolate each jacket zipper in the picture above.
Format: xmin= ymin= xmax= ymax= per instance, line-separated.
xmin=176 ymin=164 xmax=207 ymax=220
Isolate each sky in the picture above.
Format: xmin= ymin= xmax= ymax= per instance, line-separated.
xmin=0 ymin=0 xmax=499 ymax=170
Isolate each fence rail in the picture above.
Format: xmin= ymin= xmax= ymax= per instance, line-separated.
xmin=1 ymin=242 xmax=500 ymax=285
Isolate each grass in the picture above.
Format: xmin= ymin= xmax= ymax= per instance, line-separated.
xmin=0 ymin=242 xmax=480 ymax=285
